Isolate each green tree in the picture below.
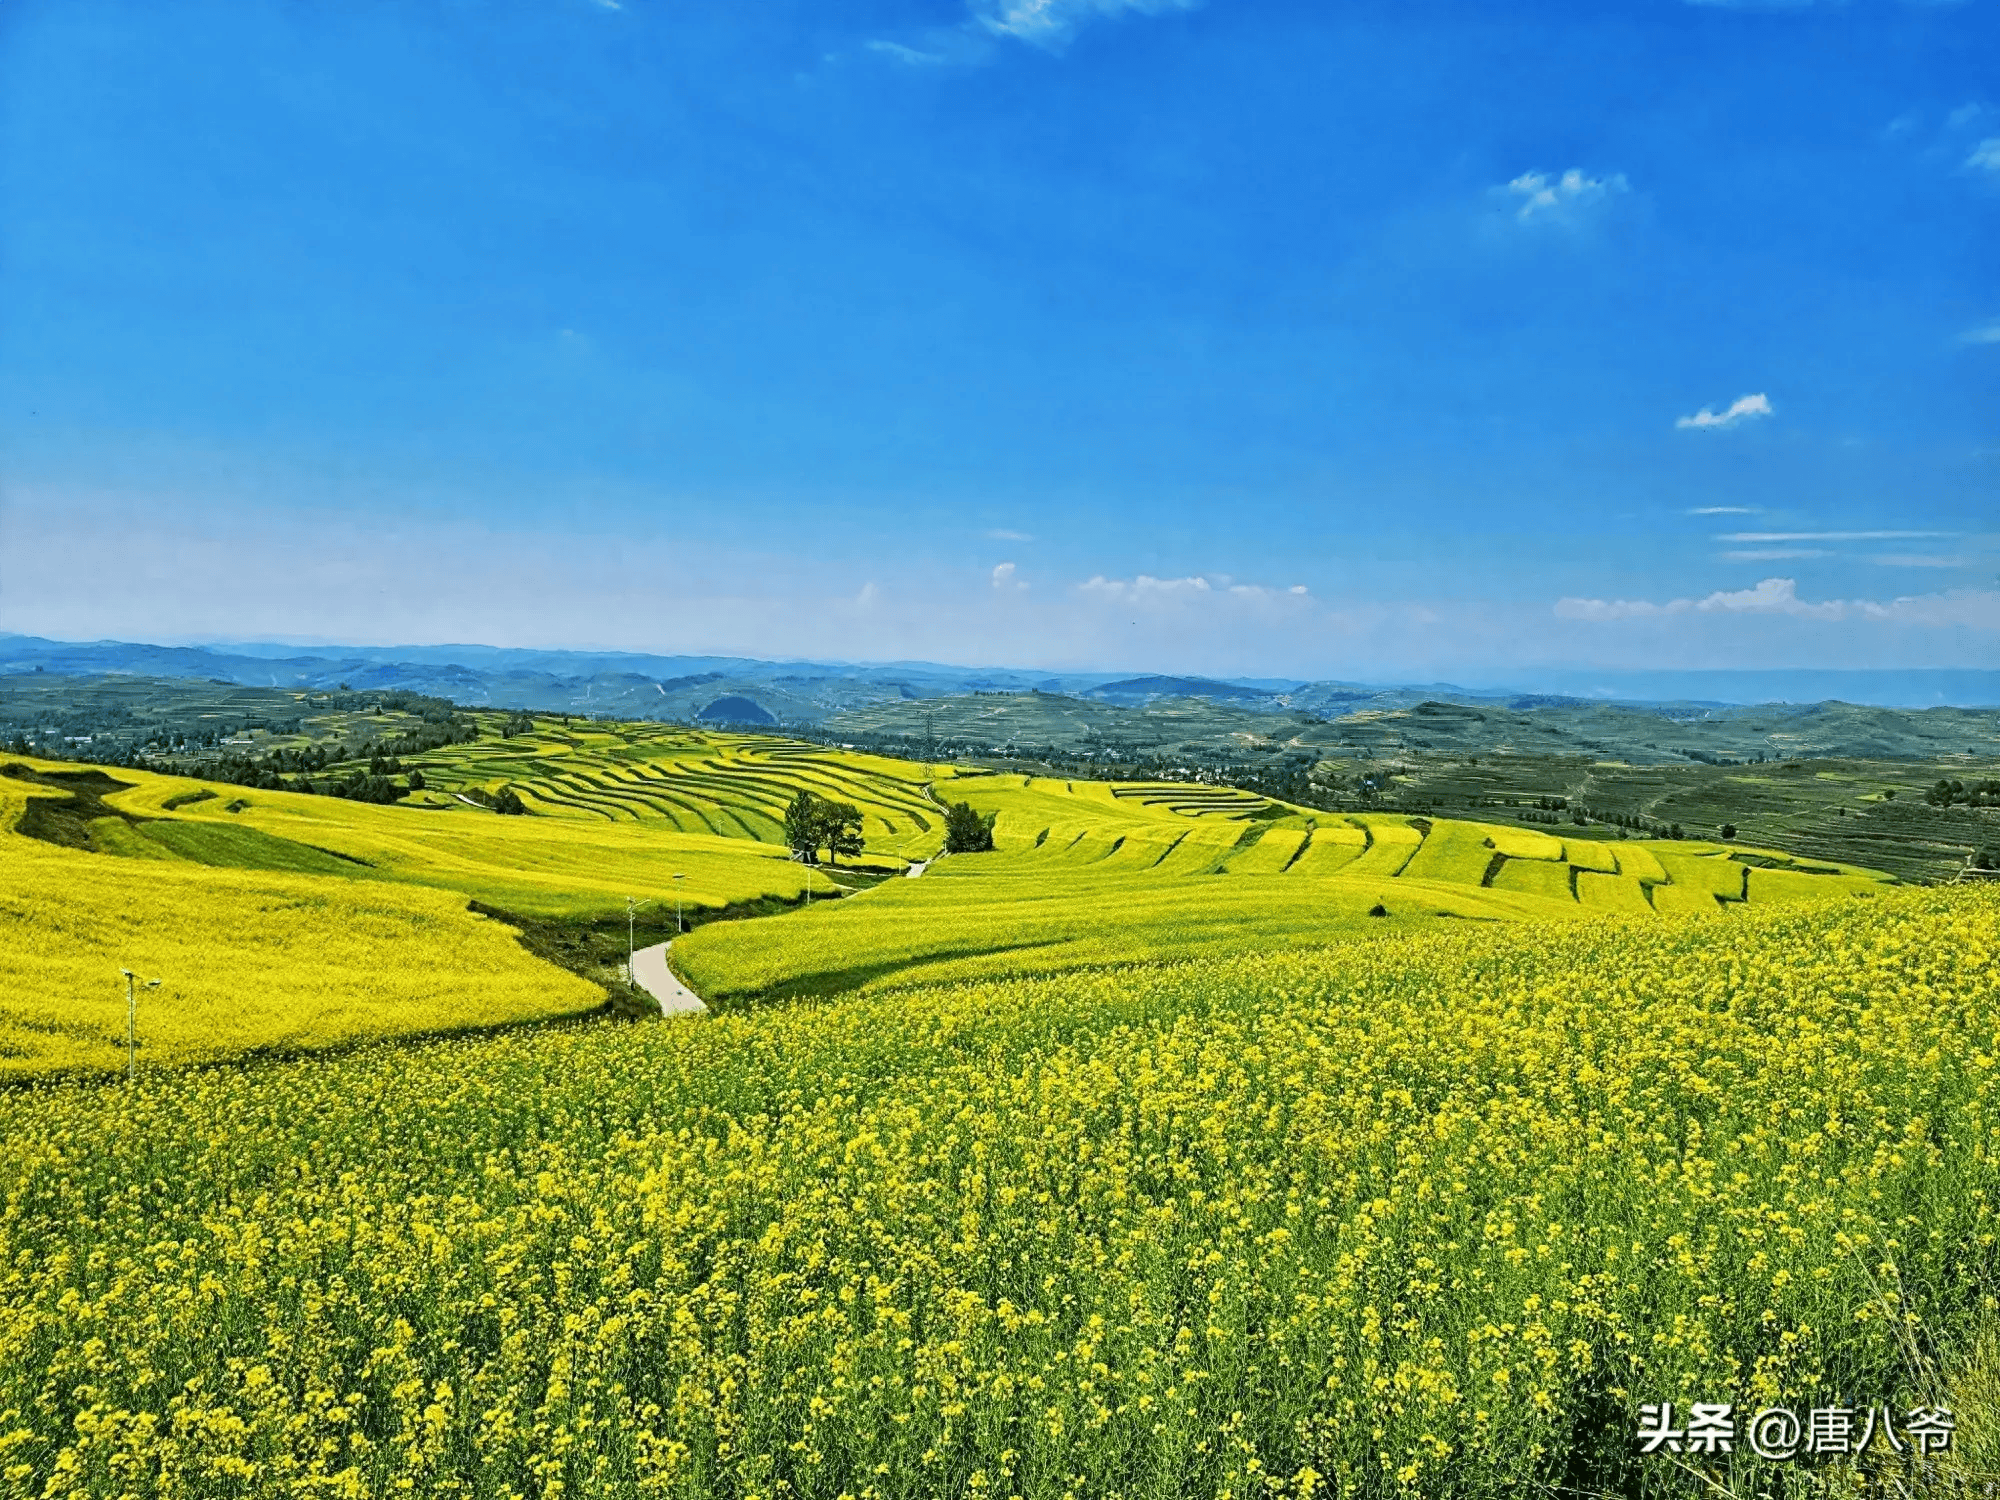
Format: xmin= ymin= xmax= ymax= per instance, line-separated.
xmin=784 ymin=789 xmax=822 ymax=863
xmin=493 ymin=787 xmax=526 ymax=816
xmin=818 ymin=800 xmax=865 ymax=865
xmin=1720 ymin=823 xmax=1736 ymax=840
xmin=943 ymin=801 xmax=996 ymax=854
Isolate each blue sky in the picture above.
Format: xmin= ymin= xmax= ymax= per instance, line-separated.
xmin=1 ymin=0 xmax=1994 ymax=679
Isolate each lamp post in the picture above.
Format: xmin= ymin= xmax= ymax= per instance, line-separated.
xmin=672 ymin=873 xmax=687 ymax=934
xmin=625 ymin=896 xmax=650 ymax=984
xmin=120 ymin=968 xmax=162 ymax=1084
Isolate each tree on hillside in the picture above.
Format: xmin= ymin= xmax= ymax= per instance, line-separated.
xmin=494 ymin=787 xmax=526 ymax=815
xmin=1720 ymin=823 xmax=1736 ymax=840
xmin=943 ymin=801 xmax=996 ymax=853
xmin=818 ymin=800 xmax=865 ymax=865
xmin=784 ymin=789 xmax=822 ymax=862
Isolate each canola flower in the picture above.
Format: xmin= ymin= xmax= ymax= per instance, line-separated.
xmin=0 ymin=778 xmax=604 ymax=1075
xmin=0 ymin=886 xmax=1994 ymax=1496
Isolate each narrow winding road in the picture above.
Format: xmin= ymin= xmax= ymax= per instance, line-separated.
xmin=628 ymin=942 xmax=708 ymax=1018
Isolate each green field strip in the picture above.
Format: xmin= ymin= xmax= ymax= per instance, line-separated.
xmin=1486 ymin=827 xmax=1568 ymax=861
xmin=653 ymin=772 xmax=791 ymax=816
xmin=1056 ymin=832 xmax=1126 ymax=864
xmin=512 ymin=778 xmax=605 ymax=816
xmin=516 ymin=785 xmax=615 ymax=821
xmin=643 ymin=771 xmax=793 ymax=819
xmin=1341 ymin=819 xmax=1425 ymax=879
xmin=676 ymin=762 xmax=893 ymax=814
xmin=1649 ymin=882 xmax=1726 ymax=916
xmin=1491 ymin=858 xmax=1578 ymax=904
xmin=1154 ymin=821 xmax=1256 ymax=875
xmin=1221 ymin=825 xmax=1307 ymax=874
xmin=587 ymin=782 xmax=693 ymax=823
xmin=1565 ymin=841 xmax=1620 ymax=875
xmin=599 ymin=780 xmax=737 ymax=838
xmin=87 ymin=817 xmax=188 ymax=861
xmin=541 ymin=778 xmax=644 ymax=822
xmin=1399 ymin=820 xmax=1502 ymax=886
xmin=1747 ymin=866 xmax=1888 ymax=902
xmin=1615 ymin=844 xmax=1670 ymax=883
xmin=1092 ymin=834 xmax=1181 ymax=870
xmin=1576 ymin=871 xmax=1655 ymax=913
xmin=1285 ymin=824 xmax=1369 ymax=877
xmin=543 ymin=773 xmax=646 ymax=818
xmin=1654 ymin=852 xmax=1749 ymax=902
xmin=565 ymin=771 xmax=664 ymax=812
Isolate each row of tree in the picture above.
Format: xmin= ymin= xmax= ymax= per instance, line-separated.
xmin=1927 ymin=778 xmax=2000 ymax=808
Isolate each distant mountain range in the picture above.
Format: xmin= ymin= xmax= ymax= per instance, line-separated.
xmin=3 ymin=634 xmax=1997 ymax=726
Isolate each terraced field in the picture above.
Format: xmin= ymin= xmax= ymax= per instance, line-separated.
xmin=410 ymin=721 xmax=948 ymax=863
xmin=673 ymin=769 xmax=1896 ymax=1003
xmin=0 ymin=767 xmax=603 ymax=1075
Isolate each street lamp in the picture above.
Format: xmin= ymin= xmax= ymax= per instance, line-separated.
xmin=625 ymin=896 xmax=650 ymax=984
xmin=672 ymin=872 xmax=687 ymax=934
xmin=119 ymin=968 xmax=162 ymax=1084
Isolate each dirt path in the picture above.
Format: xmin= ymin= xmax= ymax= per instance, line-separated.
xmin=629 ymin=941 xmax=708 ymax=1018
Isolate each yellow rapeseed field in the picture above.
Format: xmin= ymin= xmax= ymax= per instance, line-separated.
xmin=0 ymin=885 xmax=1993 ymax=1496
xmin=0 ymin=776 xmax=602 ymax=1075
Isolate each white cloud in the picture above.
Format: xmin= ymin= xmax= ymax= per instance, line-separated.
xmin=1688 ymin=506 xmax=1756 ymax=515
xmin=865 ymin=39 xmax=946 ymax=64
xmin=1873 ymin=554 xmax=1965 ymax=568
xmin=971 ymin=0 xmax=1197 ymax=47
xmin=984 ymin=528 xmax=1035 ymax=542
xmin=1556 ymin=576 xmax=2000 ymax=628
xmin=1075 ymin=573 xmax=1311 ymax=607
xmin=1722 ymin=548 xmax=1831 ymax=561
xmin=1079 ymin=573 xmax=1211 ymax=601
xmin=1717 ymin=530 xmax=1952 ymax=542
xmin=1961 ymin=319 xmax=2000 ymax=345
xmin=1501 ymin=169 xmax=1630 ymax=224
xmin=991 ymin=561 xmax=1028 ymax=591
xmin=1968 ymin=138 xmax=2000 ymax=173
xmin=1676 ymin=393 xmax=1773 ymax=430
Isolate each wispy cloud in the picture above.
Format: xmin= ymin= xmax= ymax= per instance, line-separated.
xmin=991 ymin=561 xmax=1028 ymax=591
xmin=1500 ymin=169 xmax=1630 ymax=225
xmin=1717 ymin=530 xmax=1953 ymax=542
xmin=1676 ymin=393 xmax=1773 ymax=430
xmin=1722 ymin=548 xmax=1831 ymax=561
xmin=1077 ymin=574 xmax=1311 ymax=606
xmin=1556 ymin=577 xmax=2000 ymax=628
xmin=971 ymin=0 xmax=1197 ymax=48
xmin=865 ymin=38 xmax=947 ymax=64
xmin=1873 ymin=554 xmax=1965 ymax=568
xmin=1969 ymin=138 xmax=2000 ymax=174
xmin=984 ymin=528 xmax=1035 ymax=542
xmin=1961 ymin=319 xmax=2000 ymax=345
xmin=1688 ymin=505 xmax=1756 ymax=515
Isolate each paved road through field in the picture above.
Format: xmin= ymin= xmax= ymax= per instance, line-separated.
xmin=629 ymin=942 xmax=708 ymax=1017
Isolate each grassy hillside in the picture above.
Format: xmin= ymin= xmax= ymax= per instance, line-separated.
xmin=106 ymin=765 xmax=822 ymax=920
xmin=405 ymin=721 xmax=951 ymax=866
xmin=1 ymin=887 xmax=1992 ymax=1496
xmin=674 ymin=770 xmax=1895 ymax=1004
xmin=0 ymin=769 xmax=602 ymax=1075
